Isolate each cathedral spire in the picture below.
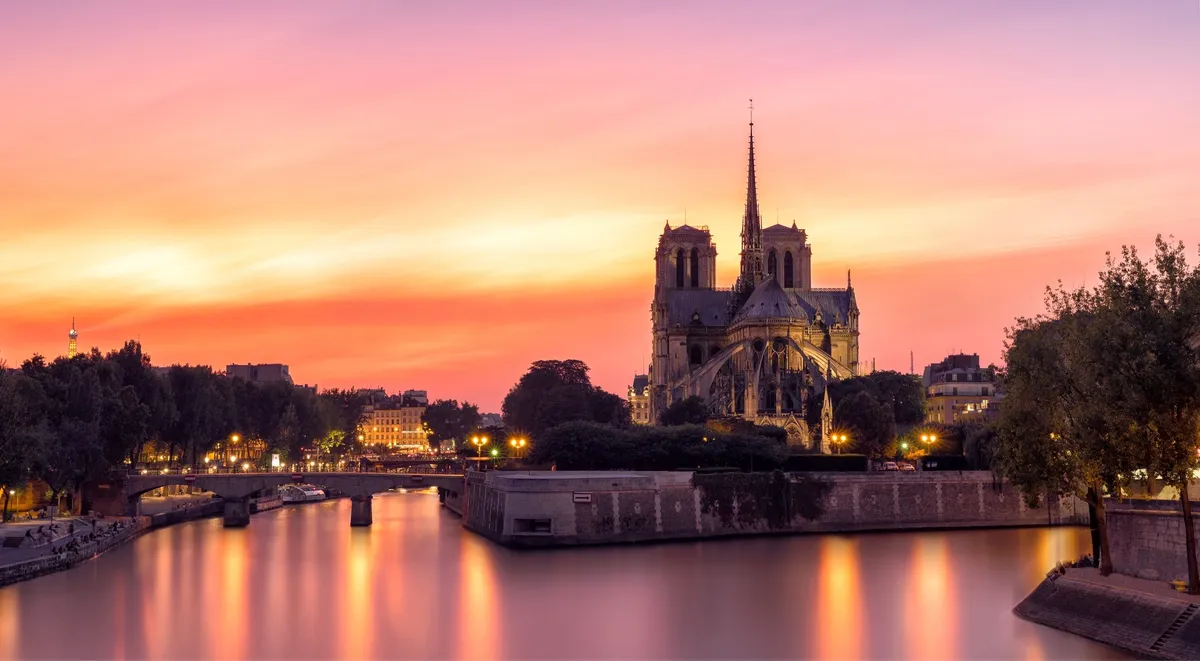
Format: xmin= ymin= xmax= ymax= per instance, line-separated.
xmin=736 ymin=99 xmax=765 ymax=298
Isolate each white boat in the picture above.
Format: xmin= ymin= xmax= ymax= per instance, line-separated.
xmin=280 ymin=484 xmax=326 ymax=503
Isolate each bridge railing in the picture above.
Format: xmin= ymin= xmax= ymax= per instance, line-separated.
xmin=125 ymin=463 xmax=470 ymax=478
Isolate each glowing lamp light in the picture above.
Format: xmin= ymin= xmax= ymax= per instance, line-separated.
xmin=242 ymin=462 xmax=250 ymax=472
xmin=490 ymin=448 xmax=499 ymax=457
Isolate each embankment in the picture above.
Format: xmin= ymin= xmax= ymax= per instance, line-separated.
xmin=1016 ymin=570 xmax=1200 ymax=660
xmin=0 ymin=499 xmax=226 ymax=589
xmin=463 ymin=470 xmax=1087 ymax=548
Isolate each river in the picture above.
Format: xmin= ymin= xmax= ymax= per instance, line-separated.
xmin=0 ymin=489 xmax=1126 ymax=660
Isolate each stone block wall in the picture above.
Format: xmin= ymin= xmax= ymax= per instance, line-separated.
xmin=1107 ymin=508 xmax=1200 ymax=582
xmin=464 ymin=470 xmax=1088 ymax=547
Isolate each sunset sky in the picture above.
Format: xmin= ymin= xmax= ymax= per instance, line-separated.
xmin=2 ymin=1 xmax=1198 ymax=410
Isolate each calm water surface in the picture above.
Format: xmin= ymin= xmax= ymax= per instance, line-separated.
xmin=0 ymin=490 xmax=1127 ymax=660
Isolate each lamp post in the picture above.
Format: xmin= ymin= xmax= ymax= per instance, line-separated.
xmin=509 ymin=437 xmax=527 ymax=459
xmin=471 ymin=436 xmax=489 ymax=458
xmin=3 ymin=489 xmax=13 ymax=522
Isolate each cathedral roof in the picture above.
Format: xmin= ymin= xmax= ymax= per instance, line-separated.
xmin=664 ymin=289 xmax=731 ymax=327
xmin=733 ymin=277 xmax=807 ymax=323
xmin=794 ymin=289 xmax=855 ymax=326
xmin=662 ymin=223 xmax=711 ymax=238
xmin=762 ymin=223 xmax=805 ymax=237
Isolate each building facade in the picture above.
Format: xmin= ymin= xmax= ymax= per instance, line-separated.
xmin=649 ymin=119 xmax=860 ymax=449
xmin=362 ymin=403 xmax=429 ymax=452
xmin=922 ymin=353 xmax=1000 ymax=424
xmin=629 ymin=374 xmax=650 ymax=424
xmin=225 ymin=363 xmax=293 ymax=384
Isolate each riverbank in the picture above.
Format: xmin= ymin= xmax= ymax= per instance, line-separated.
xmin=463 ymin=470 xmax=1088 ymax=547
xmin=0 ymin=494 xmax=224 ymax=589
xmin=1015 ymin=567 xmax=1200 ymax=659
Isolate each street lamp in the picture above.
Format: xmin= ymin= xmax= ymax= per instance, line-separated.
xmin=471 ymin=435 xmax=489 ymax=457
xmin=509 ymin=437 xmax=527 ymax=458
xmin=3 ymin=489 xmax=14 ymax=522
xmin=921 ymin=433 xmax=938 ymax=445
xmin=831 ymin=433 xmax=848 ymax=454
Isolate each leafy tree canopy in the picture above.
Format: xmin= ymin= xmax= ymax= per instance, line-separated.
xmin=660 ymin=396 xmax=710 ymax=426
xmin=502 ymin=359 xmax=631 ymax=438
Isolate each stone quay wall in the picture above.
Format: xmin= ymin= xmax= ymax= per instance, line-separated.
xmin=1016 ymin=571 xmax=1200 ymax=660
xmin=463 ymin=470 xmax=1087 ymax=548
xmin=0 ymin=518 xmax=151 ymax=588
xmin=1108 ymin=507 xmax=1200 ymax=582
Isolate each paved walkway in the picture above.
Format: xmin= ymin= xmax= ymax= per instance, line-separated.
xmin=0 ymin=494 xmax=215 ymax=567
xmin=1069 ymin=566 xmax=1200 ymax=604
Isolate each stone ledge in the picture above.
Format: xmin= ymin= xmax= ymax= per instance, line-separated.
xmin=1015 ymin=572 xmax=1200 ymax=660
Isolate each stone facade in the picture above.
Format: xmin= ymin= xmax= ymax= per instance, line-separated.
xmin=463 ymin=470 xmax=1087 ymax=548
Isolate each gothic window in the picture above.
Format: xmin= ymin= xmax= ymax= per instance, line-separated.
xmin=689 ymin=344 xmax=703 ymax=366
xmin=767 ymin=249 xmax=777 ymax=277
xmin=784 ymin=251 xmax=794 ymax=288
xmin=675 ymin=248 xmax=685 ymax=287
xmin=689 ymin=248 xmax=700 ymax=288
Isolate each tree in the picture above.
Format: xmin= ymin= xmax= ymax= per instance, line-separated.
xmin=1093 ymin=238 xmax=1200 ymax=591
xmin=988 ymin=244 xmax=1200 ymax=577
xmin=660 ymin=396 xmax=710 ymax=426
xmin=834 ymin=391 xmax=894 ymax=457
xmin=502 ymin=359 xmax=631 ymax=438
xmin=422 ymin=400 xmax=481 ymax=452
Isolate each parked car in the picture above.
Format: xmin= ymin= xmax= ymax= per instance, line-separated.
xmin=899 ymin=463 xmax=917 ymax=472
xmin=883 ymin=461 xmax=899 ymax=471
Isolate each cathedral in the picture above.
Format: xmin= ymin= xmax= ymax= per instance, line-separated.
xmin=648 ymin=118 xmax=860 ymax=451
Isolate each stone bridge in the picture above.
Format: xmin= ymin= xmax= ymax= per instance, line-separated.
xmin=89 ymin=472 xmax=464 ymax=528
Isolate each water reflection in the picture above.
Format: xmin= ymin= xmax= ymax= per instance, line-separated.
xmin=217 ymin=530 xmax=247 ymax=660
xmin=342 ymin=531 xmax=374 ymax=660
xmin=816 ymin=536 xmax=862 ymax=660
xmin=455 ymin=537 xmax=499 ymax=660
xmin=0 ymin=494 xmax=1130 ymax=660
xmin=905 ymin=537 xmax=955 ymax=660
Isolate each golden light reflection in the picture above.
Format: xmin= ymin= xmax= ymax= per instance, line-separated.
xmin=455 ymin=538 xmax=500 ymax=660
xmin=140 ymin=531 xmax=173 ymax=658
xmin=816 ymin=536 xmax=862 ymax=661
xmin=0 ymin=588 xmax=18 ymax=661
xmin=341 ymin=531 xmax=375 ymax=660
xmin=905 ymin=536 xmax=956 ymax=661
xmin=217 ymin=531 xmax=248 ymax=660
xmin=265 ymin=508 xmax=291 ymax=645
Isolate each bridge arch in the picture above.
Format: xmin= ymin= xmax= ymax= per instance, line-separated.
xmin=112 ymin=472 xmax=465 ymax=528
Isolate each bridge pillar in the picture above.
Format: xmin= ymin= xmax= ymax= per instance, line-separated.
xmin=350 ymin=495 xmax=373 ymax=527
xmin=223 ymin=497 xmax=251 ymax=528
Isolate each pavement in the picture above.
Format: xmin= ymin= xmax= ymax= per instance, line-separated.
xmin=0 ymin=493 xmax=215 ymax=567
xmin=1069 ymin=566 xmax=1200 ymax=604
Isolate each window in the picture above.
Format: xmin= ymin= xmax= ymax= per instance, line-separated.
xmin=513 ymin=518 xmax=552 ymax=534
xmin=784 ymin=252 xmax=794 ymax=288
xmin=767 ymin=249 xmax=777 ymax=277
xmin=675 ymin=248 xmax=685 ymax=287
xmin=689 ymin=248 xmax=700 ymax=288
xmin=982 ymin=386 xmax=989 ymax=396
